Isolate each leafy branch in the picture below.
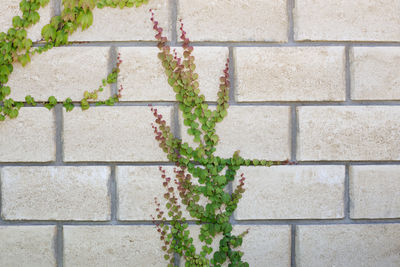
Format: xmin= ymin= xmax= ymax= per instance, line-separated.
xmin=0 ymin=0 xmax=148 ymax=120
xmin=150 ymin=11 xmax=295 ymax=267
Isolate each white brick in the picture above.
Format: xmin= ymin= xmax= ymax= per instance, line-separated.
xmin=294 ymin=0 xmax=400 ymax=41
xmin=117 ymin=166 xmax=205 ymax=221
xmin=235 ymin=47 xmax=346 ymax=101
xmin=118 ymin=47 xmax=229 ymax=101
xmin=297 ymin=106 xmax=400 ymax=161
xmin=235 ymin=225 xmax=291 ymax=267
xmin=64 ymin=226 xmax=165 ymax=267
xmin=8 ymin=47 xmax=111 ymax=102
xmin=63 ymin=106 xmax=173 ymax=162
xmin=178 ymin=0 xmax=288 ymax=42
xmin=0 ymin=226 xmax=56 ymax=267
xmin=117 ymin=166 xmax=171 ymax=220
xmin=0 ymin=0 xmax=53 ymax=41
xmin=296 ymin=224 xmax=400 ymax=267
xmin=351 ymin=47 xmax=400 ymax=100
xmin=180 ymin=106 xmax=291 ymax=160
xmin=181 ymin=225 xmax=291 ymax=267
xmin=69 ymin=0 xmax=170 ymax=41
xmin=350 ymin=165 xmax=400 ymax=219
xmin=235 ymin=166 xmax=345 ymax=220
xmin=0 ymin=108 xmax=55 ymax=162
xmin=1 ymin=166 xmax=110 ymax=221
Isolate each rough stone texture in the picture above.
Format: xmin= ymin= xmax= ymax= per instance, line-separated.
xmin=235 ymin=47 xmax=346 ymax=102
xmin=64 ymin=226 xmax=165 ymax=267
xmin=294 ymin=0 xmax=400 ymax=41
xmin=117 ymin=166 xmax=206 ymax=221
xmin=1 ymin=166 xmax=110 ymax=221
xmin=181 ymin=225 xmax=291 ymax=267
xmin=235 ymin=166 xmax=345 ymax=220
xmin=0 ymin=226 xmax=56 ymax=267
xmin=8 ymin=47 xmax=111 ymax=101
xmin=180 ymin=106 xmax=291 ymax=160
xmin=297 ymin=106 xmax=400 ymax=161
xmin=0 ymin=108 xmax=55 ymax=162
xmin=63 ymin=106 xmax=172 ymax=162
xmin=0 ymin=0 xmax=53 ymax=41
xmin=118 ymin=47 xmax=229 ymax=101
xmin=117 ymin=166 xmax=174 ymax=220
xmin=351 ymin=47 xmax=400 ymax=100
xmin=178 ymin=0 xmax=288 ymax=42
xmin=69 ymin=0 xmax=170 ymax=41
xmin=350 ymin=165 xmax=400 ymax=219
xmin=296 ymin=224 xmax=400 ymax=267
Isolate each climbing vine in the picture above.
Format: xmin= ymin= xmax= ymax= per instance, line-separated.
xmin=1 ymin=1 xmax=295 ymax=266
xmin=150 ymin=11 xmax=294 ymax=267
xmin=0 ymin=0 xmax=148 ymax=120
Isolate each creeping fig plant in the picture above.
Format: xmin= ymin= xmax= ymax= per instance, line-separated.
xmin=150 ymin=11 xmax=294 ymax=267
xmin=0 ymin=0 xmax=148 ymax=120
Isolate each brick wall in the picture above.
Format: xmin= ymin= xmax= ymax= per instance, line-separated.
xmin=0 ymin=0 xmax=399 ymax=266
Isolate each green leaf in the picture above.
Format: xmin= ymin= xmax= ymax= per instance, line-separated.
xmin=18 ymin=53 xmax=30 ymax=67
xmin=77 ymin=10 xmax=94 ymax=30
xmin=216 ymin=176 xmax=226 ymax=185
xmin=41 ymin=25 xmax=56 ymax=41
xmin=48 ymin=96 xmax=57 ymax=105
xmin=25 ymin=95 xmax=37 ymax=106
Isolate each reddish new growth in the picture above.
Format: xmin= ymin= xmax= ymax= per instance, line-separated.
xmin=149 ymin=105 xmax=177 ymax=157
xmin=117 ymin=53 xmax=124 ymax=98
xmin=150 ymin=9 xmax=169 ymax=50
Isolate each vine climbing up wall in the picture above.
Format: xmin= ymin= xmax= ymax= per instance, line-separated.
xmin=0 ymin=0 xmax=400 ymax=266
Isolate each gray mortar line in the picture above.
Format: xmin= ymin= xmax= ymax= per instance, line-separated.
xmin=345 ymin=46 xmax=352 ymax=103
xmin=172 ymin=104 xmax=181 ymax=139
xmin=291 ymin=224 xmax=296 ymax=267
xmin=30 ymin=41 xmax=400 ymax=48
xmin=109 ymin=166 xmax=118 ymax=224
xmin=109 ymin=46 xmax=119 ymax=96
xmin=1 ymin=218 xmax=399 ymax=227
xmin=231 ymin=101 xmax=400 ymax=106
xmin=170 ymin=0 xmax=178 ymax=45
xmin=290 ymin=105 xmax=298 ymax=162
xmin=56 ymin=223 xmax=64 ymax=267
xmin=287 ymin=0 xmax=295 ymax=43
xmin=14 ymin=101 xmax=400 ymax=107
xmin=55 ymin=105 xmax=64 ymax=164
xmin=1 ymin=161 xmax=400 ymax=167
xmin=50 ymin=0 xmax=61 ymax=17
xmin=344 ymin=164 xmax=351 ymax=221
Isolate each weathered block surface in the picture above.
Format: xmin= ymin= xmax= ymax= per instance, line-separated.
xmin=8 ymin=47 xmax=111 ymax=101
xmin=350 ymin=165 xmax=400 ymax=219
xmin=0 ymin=0 xmax=53 ymax=41
xmin=351 ymin=47 xmax=400 ymax=100
xmin=0 ymin=108 xmax=55 ymax=162
xmin=69 ymin=0 xmax=170 ymax=41
xmin=296 ymin=224 xmax=400 ymax=267
xmin=1 ymin=166 xmax=110 ymax=220
xmin=297 ymin=107 xmax=400 ymax=161
xmin=0 ymin=226 xmax=56 ymax=267
xmin=118 ymin=47 xmax=228 ymax=101
xmin=63 ymin=106 xmax=172 ymax=162
xmin=178 ymin=0 xmax=288 ymax=42
xmin=64 ymin=226 xmax=165 ymax=267
xmin=180 ymin=106 xmax=291 ymax=160
xmin=235 ymin=166 xmax=345 ymax=220
xmin=182 ymin=225 xmax=291 ymax=267
xmin=117 ymin=166 xmax=173 ymax=220
xmin=235 ymin=47 xmax=346 ymax=101
xmin=294 ymin=0 xmax=400 ymax=41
